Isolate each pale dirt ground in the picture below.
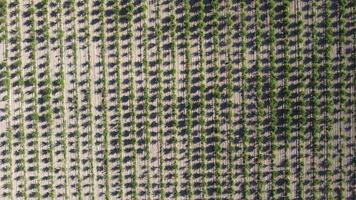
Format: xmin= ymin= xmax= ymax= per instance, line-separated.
xmin=0 ymin=0 xmax=355 ymax=200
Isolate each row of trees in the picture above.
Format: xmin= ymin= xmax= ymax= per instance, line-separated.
xmin=310 ymin=1 xmax=321 ymax=199
xmin=125 ymin=1 xmax=138 ymax=199
xmin=211 ymin=1 xmax=222 ymax=199
xmin=267 ymin=0 xmax=278 ymax=198
xmin=67 ymin=0 xmax=83 ymax=198
xmin=154 ymin=1 xmax=166 ymax=199
xmin=140 ymin=1 xmax=152 ymax=199
xmin=295 ymin=1 xmax=306 ymax=199
xmin=323 ymin=0 xmax=333 ymax=198
xmin=97 ymin=0 xmax=110 ymax=199
xmin=225 ymin=1 xmax=235 ymax=198
xmin=196 ymin=0 xmax=207 ymax=199
xmin=168 ymin=1 xmax=179 ymax=199
xmin=281 ymin=1 xmax=292 ymax=199
xmin=0 ymin=0 xmax=13 ymax=198
xmin=82 ymin=0 xmax=95 ymax=198
xmin=27 ymin=0 xmax=41 ymax=198
xmin=254 ymin=0 xmax=264 ymax=199
xmin=113 ymin=0 xmax=124 ymax=199
xmin=336 ymin=0 xmax=347 ymax=198
xmin=54 ymin=0 xmax=69 ymax=198
xmin=183 ymin=0 xmax=193 ymax=198
xmin=13 ymin=0 xmax=28 ymax=198
xmin=239 ymin=1 xmax=249 ymax=199
xmin=40 ymin=0 xmax=55 ymax=198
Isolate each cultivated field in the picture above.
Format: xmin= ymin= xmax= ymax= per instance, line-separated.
xmin=0 ymin=0 xmax=355 ymax=199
